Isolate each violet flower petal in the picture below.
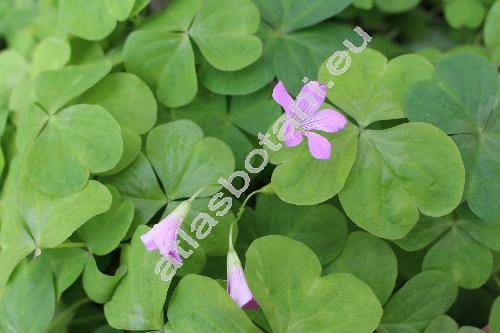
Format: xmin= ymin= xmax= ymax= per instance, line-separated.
xmin=140 ymin=198 xmax=194 ymax=263
xmin=283 ymin=120 xmax=303 ymax=147
xmin=295 ymin=81 xmax=326 ymax=118
xmin=302 ymin=108 xmax=347 ymax=133
xmin=227 ymin=265 xmax=258 ymax=309
xmin=305 ymin=132 xmax=331 ymax=160
xmin=272 ymin=81 xmax=295 ymax=116
xmin=226 ymin=223 xmax=258 ymax=309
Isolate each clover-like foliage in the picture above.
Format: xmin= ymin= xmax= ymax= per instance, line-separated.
xmin=0 ymin=1 xmax=498 ymax=333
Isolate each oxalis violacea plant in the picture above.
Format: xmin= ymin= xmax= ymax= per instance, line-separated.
xmin=0 ymin=0 xmax=499 ymax=333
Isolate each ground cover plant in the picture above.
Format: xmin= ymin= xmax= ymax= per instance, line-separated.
xmin=0 ymin=0 xmax=499 ymax=332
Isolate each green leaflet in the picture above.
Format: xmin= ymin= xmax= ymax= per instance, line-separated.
xmin=31 ymin=37 xmax=71 ymax=78
xmin=318 ymin=49 xmax=434 ymax=127
xmin=254 ymin=194 xmax=348 ymax=264
xmin=27 ymin=104 xmax=123 ymax=196
xmin=59 ymin=0 xmax=136 ymax=40
xmin=245 ymin=235 xmax=383 ymax=333
xmin=325 ymin=231 xmax=397 ymax=304
xmin=423 ymin=227 xmax=493 ymax=289
xmin=485 ymin=1 xmax=500 ymax=64
xmin=200 ymin=0 xmax=355 ymax=96
xmin=146 ymin=119 xmax=235 ymax=200
xmin=405 ymin=52 xmax=500 ymax=220
xmin=131 ymin=0 xmax=151 ymax=16
xmin=8 ymin=37 xmax=71 ymax=116
xmin=167 ymin=275 xmax=262 ymax=333
xmin=268 ymin=122 xmax=359 ymax=205
xmin=15 ymin=178 xmax=112 ymax=249
xmin=78 ymin=72 xmax=157 ymax=174
xmin=423 ymin=315 xmax=485 ymax=333
xmin=424 ymin=315 xmax=459 ymax=333
xmin=68 ymin=39 xmax=106 ymax=65
xmin=198 ymin=24 xmax=276 ymax=96
xmin=378 ymin=271 xmax=458 ymax=333
xmin=124 ymin=31 xmax=196 ymax=108
xmin=25 ymin=60 xmax=124 ymax=196
xmin=78 ymin=73 xmax=157 ymax=135
xmin=103 ymin=153 xmax=167 ymax=232
xmin=78 ymin=185 xmax=134 ymax=255
xmin=106 ymin=0 xmax=137 ymax=20
xmin=104 ymin=129 xmax=142 ymax=177
xmin=444 ymin=0 xmax=488 ymax=29
xmin=123 ymin=0 xmax=261 ymax=107
xmin=43 ymin=248 xmax=88 ymax=299
xmin=0 ymin=50 xmax=29 ymax=106
xmin=271 ymin=23 xmax=356 ymax=96
xmin=0 ymin=257 xmax=55 ymax=333
xmin=0 ymin=195 xmax=36 ymax=297
xmin=83 ymin=255 xmax=126 ymax=304
xmin=394 ymin=215 xmax=453 ymax=251
xmin=34 ymin=60 xmax=111 ymax=114
xmin=6 ymin=37 xmax=71 ymax=115
xmin=189 ymin=0 xmax=262 ymax=71
xmin=253 ymin=0 xmax=352 ymax=32
xmin=339 ymin=122 xmax=465 ymax=239
xmin=397 ymin=205 xmax=499 ymax=289
xmin=175 ymin=246 xmax=207 ymax=277
xmin=104 ymin=226 xmax=169 ymax=331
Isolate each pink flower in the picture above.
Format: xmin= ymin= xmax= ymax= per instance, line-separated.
xmin=272 ymin=80 xmax=347 ymax=160
xmin=226 ymin=227 xmax=258 ymax=310
xmin=141 ymin=199 xmax=192 ymax=265
xmin=483 ymin=326 xmax=489 ymax=333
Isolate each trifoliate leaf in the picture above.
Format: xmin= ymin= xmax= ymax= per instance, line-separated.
xmin=123 ymin=0 xmax=261 ymax=107
xmin=405 ymin=52 xmax=500 ymax=220
xmin=146 ymin=119 xmax=235 ymax=200
xmin=245 ymin=235 xmax=383 ymax=333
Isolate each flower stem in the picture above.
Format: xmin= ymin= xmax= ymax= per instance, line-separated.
xmin=188 ymin=186 xmax=208 ymax=203
xmin=234 ymin=183 xmax=274 ymax=223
